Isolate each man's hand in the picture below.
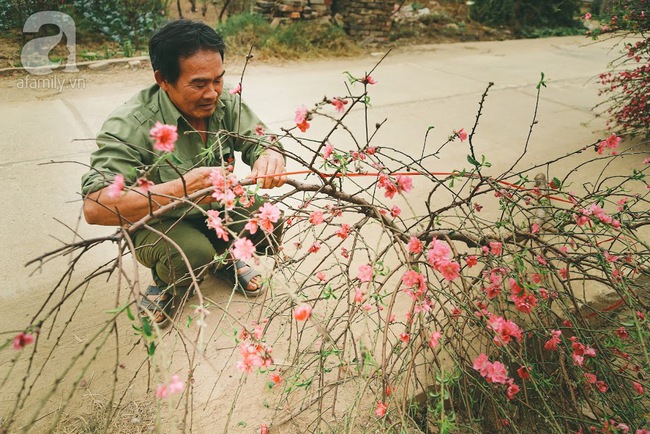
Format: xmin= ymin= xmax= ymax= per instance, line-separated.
xmin=250 ymin=148 xmax=287 ymax=189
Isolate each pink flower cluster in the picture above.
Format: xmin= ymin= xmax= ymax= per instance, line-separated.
xmin=375 ymin=401 xmax=387 ymax=417
xmin=155 ymin=374 xmax=185 ymax=399
xmin=295 ymin=105 xmax=310 ymax=132
xmin=401 ymin=270 xmax=427 ymax=296
xmin=236 ymin=326 xmax=273 ymax=374
xmin=571 ymin=336 xmax=597 ymax=366
xmin=245 ymin=202 xmax=281 ymax=235
xmin=544 ymin=329 xmax=562 ymax=351
xmin=473 ymin=354 xmax=508 ymax=384
xmin=596 ymin=133 xmax=621 ymax=155
xmin=509 ymin=278 xmax=538 ymax=314
xmin=150 ymin=122 xmax=178 ymax=152
xmin=482 ymin=268 xmax=505 ymax=299
xmin=377 ymin=173 xmax=413 ymax=199
xmin=575 ymin=203 xmax=620 ymax=228
xmin=210 ymin=168 xmax=245 ymax=210
xmin=473 ymin=353 xmax=520 ymax=400
xmin=427 ymin=239 xmax=460 ymax=281
xmin=487 ymin=314 xmax=523 ymax=347
xmin=583 ymin=372 xmax=608 ymax=393
xmin=206 ymin=210 xmax=229 ymax=241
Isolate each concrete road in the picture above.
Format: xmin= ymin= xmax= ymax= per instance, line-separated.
xmin=0 ymin=35 xmax=627 ymax=302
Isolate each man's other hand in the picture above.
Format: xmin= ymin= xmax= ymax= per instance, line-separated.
xmin=250 ymin=148 xmax=287 ymax=189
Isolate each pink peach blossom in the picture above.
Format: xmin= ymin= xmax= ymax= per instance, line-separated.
xmin=309 ymin=210 xmax=324 ymax=225
xmin=13 ymin=332 xmax=35 ymax=350
xmin=408 ymin=236 xmax=423 ymax=254
xmin=375 ymin=401 xmax=387 ymax=417
xmin=331 ymin=98 xmax=347 ymax=112
xmin=107 ymin=174 xmax=125 ymax=198
xmin=255 ymin=202 xmax=281 ymax=233
xmin=489 ymin=241 xmax=503 ymax=256
xmin=270 ymin=373 xmax=282 ymax=385
xmin=336 ymin=223 xmax=350 ymax=239
xmin=150 ymin=122 xmax=178 ymax=152
xmin=137 ymin=177 xmax=155 ymax=193
xmin=322 ymin=143 xmax=334 ymax=160
xmin=293 ymin=304 xmax=312 ymax=321
xmin=207 ymin=210 xmax=229 ymax=241
xmin=427 ymin=239 xmax=452 ymax=266
xmin=232 ymin=237 xmax=255 ymax=260
xmin=229 ymin=82 xmax=242 ymax=95
xmin=357 ymin=264 xmax=373 ymax=282
xmin=438 ymin=260 xmax=460 ymax=281
xmin=429 ymin=331 xmax=442 ymax=349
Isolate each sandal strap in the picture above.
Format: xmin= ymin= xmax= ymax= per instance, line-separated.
xmin=226 ymin=260 xmax=263 ymax=296
xmin=139 ymin=285 xmax=172 ymax=326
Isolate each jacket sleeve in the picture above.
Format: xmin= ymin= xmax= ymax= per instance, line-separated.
xmin=81 ymin=115 xmax=150 ymax=196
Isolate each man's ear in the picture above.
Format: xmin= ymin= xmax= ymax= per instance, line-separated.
xmin=154 ymin=70 xmax=169 ymax=91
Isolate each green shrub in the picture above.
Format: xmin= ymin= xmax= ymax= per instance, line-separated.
xmin=216 ymin=13 xmax=274 ymax=56
xmin=0 ymin=0 xmax=63 ymax=31
xmin=470 ymin=0 xmax=582 ymax=34
xmin=216 ymin=13 xmax=359 ymax=60
xmin=0 ymin=0 xmax=167 ymax=49
xmin=71 ymin=0 xmax=167 ymax=48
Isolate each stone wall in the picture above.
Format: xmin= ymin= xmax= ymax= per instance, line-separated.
xmin=332 ymin=0 xmax=393 ymax=41
xmin=254 ymin=0 xmax=333 ymax=22
xmin=253 ymin=0 xmax=393 ymax=41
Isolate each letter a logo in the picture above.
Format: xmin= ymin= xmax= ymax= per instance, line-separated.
xmin=21 ymin=11 xmax=78 ymax=75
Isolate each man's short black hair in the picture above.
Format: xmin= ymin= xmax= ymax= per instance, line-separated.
xmin=149 ymin=20 xmax=226 ymax=83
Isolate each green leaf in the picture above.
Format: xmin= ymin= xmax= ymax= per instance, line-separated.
xmin=537 ymin=72 xmax=547 ymax=89
xmin=126 ymin=306 xmax=135 ymax=321
xmin=142 ymin=317 xmax=152 ymax=338
xmin=552 ymin=177 xmax=563 ymax=190
xmin=169 ymin=153 xmax=184 ymax=165
xmin=467 ymin=155 xmax=480 ymax=167
xmin=148 ymin=341 xmax=157 ymax=357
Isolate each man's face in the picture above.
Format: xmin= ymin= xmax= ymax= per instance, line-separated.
xmin=157 ymin=49 xmax=225 ymax=125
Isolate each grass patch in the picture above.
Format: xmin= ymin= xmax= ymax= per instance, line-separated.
xmin=216 ymin=13 xmax=362 ymax=61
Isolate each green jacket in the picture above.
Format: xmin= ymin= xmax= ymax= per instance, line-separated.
xmin=81 ymin=83 xmax=273 ymax=217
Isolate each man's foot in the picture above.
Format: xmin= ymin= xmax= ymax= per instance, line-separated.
xmin=139 ymin=285 xmax=173 ymax=327
xmin=221 ymin=259 xmax=264 ymax=297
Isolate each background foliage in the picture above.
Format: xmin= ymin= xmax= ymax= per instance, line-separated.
xmin=469 ymin=0 xmax=582 ymax=36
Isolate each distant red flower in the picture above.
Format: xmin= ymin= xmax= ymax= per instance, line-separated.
xmin=363 ymin=75 xmax=377 ymax=85
xmin=13 ymin=332 xmax=35 ymax=350
xmin=293 ymin=304 xmax=312 ymax=321
xmin=375 ymin=402 xmax=387 ymax=417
